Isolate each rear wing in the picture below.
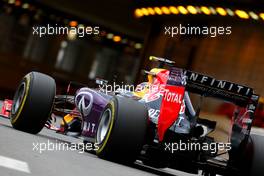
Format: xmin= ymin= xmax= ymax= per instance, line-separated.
xmin=148 ymin=56 xmax=257 ymax=107
xmin=182 ymin=70 xmax=256 ymax=107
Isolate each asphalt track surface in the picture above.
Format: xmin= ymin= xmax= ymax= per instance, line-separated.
xmin=0 ymin=117 xmax=198 ymax=176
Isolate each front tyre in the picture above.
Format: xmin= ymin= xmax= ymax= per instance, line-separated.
xmin=10 ymin=72 xmax=56 ymax=134
xmin=96 ymin=96 xmax=148 ymax=163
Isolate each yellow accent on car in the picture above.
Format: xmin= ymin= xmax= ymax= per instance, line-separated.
xmin=133 ymin=87 xmax=149 ymax=98
xmin=133 ymin=68 xmax=166 ymax=99
xmin=147 ymin=68 xmax=165 ymax=83
xmin=60 ymin=114 xmax=76 ymax=125
xmin=11 ymin=74 xmax=30 ymax=124
xmin=97 ymin=101 xmax=115 ymax=154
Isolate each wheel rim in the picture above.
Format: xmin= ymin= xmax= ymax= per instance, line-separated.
xmin=12 ymin=82 xmax=26 ymax=114
xmin=97 ymin=108 xmax=112 ymax=144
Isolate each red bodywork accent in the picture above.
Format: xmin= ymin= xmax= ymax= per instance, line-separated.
xmin=146 ymin=69 xmax=186 ymax=141
xmin=217 ymin=103 xmax=264 ymax=128
xmin=1 ymin=99 xmax=13 ymax=118
xmin=158 ymin=85 xmax=185 ymax=141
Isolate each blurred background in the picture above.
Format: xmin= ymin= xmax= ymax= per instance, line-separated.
xmin=0 ymin=0 xmax=264 ymax=127
xmin=0 ymin=0 xmax=146 ymax=97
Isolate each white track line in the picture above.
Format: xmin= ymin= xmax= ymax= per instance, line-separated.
xmin=0 ymin=155 xmax=30 ymax=173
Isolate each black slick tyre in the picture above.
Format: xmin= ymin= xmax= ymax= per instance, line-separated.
xmin=10 ymin=72 xmax=56 ymax=134
xmin=96 ymin=96 xmax=148 ymax=163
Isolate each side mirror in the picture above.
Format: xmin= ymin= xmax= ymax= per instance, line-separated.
xmin=149 ymin=56 xmax=175 ymax=68
xmin=95 ymin=78 xmax=108 ymax=86
xmin=141 ymin=69 xmax=156 ymax=76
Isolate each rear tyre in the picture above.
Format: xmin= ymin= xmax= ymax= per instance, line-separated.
xmin=248 ymin=134 xmax=264 ymax=176
xmin=10 ymin=72 xmax=56 ymax=134
xmin=230 ymin=134 xmax=264 ymax=176
xmin=96 ymin=96 xmax=148 ymax=163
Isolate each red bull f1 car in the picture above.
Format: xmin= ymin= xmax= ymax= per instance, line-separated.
xmin=9 ymin=56 xmax=264 ymax=176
